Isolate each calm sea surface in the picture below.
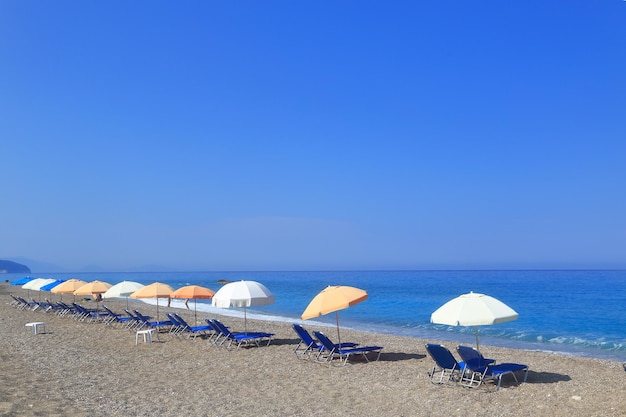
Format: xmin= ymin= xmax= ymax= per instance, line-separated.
xmin=6 ymin=270 xmax=626 ymax=362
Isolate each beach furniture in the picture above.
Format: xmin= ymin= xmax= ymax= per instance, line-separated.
xmin=72 ymin=303 xmax=110 ymax=322
xmin=313 ymin=331 xmax=383 ymax=366
xmin=204 ymin=319 xmax=228 ymax=345
xmin=292 ymin=324 xmax=358 ymax=361
xmin=54 ymin=301 xmax=77 ymax=317
xmin=166 ymin=313 xmax=185 ymax=335
xmin=133 ymin=309 xmax=173 ymax=331
xmin=42 ymin=300 xmax=69 ymax=316
xmin=25 ymin=322 xmax=46 ymax=334
xmin=292 ymin=324 xmax=324 ymax=360
xmin=425 ymin=343 xmax=466 ymax=384
xmin=124 ymin=309 xmax=148 ymax=330
xmin=456 ymin=345 xmax=528 ymax=390
xmin=14 ymin=296 xmax=37 ymax=311
xmin=210 ymin=319 xmax=274 ymax=350
xmin=101 ymin=305 xmax=134 ymax=327
xmin=136 ymin=329 xmax=155 ymax=345
xmin=10 ymin=294 xmax=27 ymax=308
xmin=167 ymin=313 xmax=213 ymax=339
xmin=9 ymin=294 xmax=21 ymax=307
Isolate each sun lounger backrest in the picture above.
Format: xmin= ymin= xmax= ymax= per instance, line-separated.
xmin=312 ymin=331 xmax=337 ymax=353
xmin=426 ymin=344 xmax=460 ymax=370
xmin=212 ymin=319 xmax=233 ymax=337
xmin=293 ymin=324 xmax=318 ymax=347
xmin=457 ymin=345 xmax=490 ymax=371
xmin=173 ymin=313 xmax=191 ymax=328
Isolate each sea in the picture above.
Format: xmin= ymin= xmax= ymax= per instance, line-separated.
xmin=5 ymin=270 xmax=626 ymax=362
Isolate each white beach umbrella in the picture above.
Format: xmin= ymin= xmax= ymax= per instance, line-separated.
xmin=103 ymin=281 xmax=145 ymax=309
xmin=22 ymin=278 xmax=55 ymax=299
xmin=430 ymin=291 xmax=519 ymax=352
xmin=212 ymin=280 xmax=274 ymax=333
xmin=22 ymin=278 xmax=51 ymax=291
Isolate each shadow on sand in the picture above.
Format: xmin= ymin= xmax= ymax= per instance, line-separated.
xmin=524 ymin=370 xmax=571 ymax=384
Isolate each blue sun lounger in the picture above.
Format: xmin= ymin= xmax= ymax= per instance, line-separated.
xmin=456 ymin=345 xmax=529 ymax=390
xmin=101 ymin=305 xmax=134 ymax=326
xmin=425 ymin=343 xmax=466 ymax=384
xmin=167 ymin=313 xmax=213 ymax=340
xmin=210 ymin=319 xmax=274 ymax=350
xmin=292 ymin=324 xmax=358 ymax=360
xmin=313 ymin=331 xmax=383 ymax=366
xmin=133 ymin=310 xmax=173 ymax=331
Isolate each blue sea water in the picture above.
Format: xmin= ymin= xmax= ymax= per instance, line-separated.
xmin=6 ymin=270 xmax=626 ymax=362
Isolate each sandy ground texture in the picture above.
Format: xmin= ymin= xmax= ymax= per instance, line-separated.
xmin=1 ymin=284 xmax=625 ymax=417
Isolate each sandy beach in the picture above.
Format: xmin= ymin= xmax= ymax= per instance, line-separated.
xmin=1 ymin=284 xmax=625 ymax=417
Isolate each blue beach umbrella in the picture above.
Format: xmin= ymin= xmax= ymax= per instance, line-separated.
xmin=11 ymin=277 xmax=34 ymax=286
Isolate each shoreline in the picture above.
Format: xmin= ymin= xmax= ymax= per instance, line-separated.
xmin=2 ymin=284 xmax=625 ymax=416
xmin=160 ymin=297 xmax=626 ymax=364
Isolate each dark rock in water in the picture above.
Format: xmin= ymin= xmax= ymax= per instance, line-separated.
xmin=217 ymin=279 xmax=233 ymax=285
xmin=0 ymin=260 xmax=31 ymax=274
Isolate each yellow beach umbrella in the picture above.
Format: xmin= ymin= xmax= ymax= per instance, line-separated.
xmin=170 ymin=285 xmax=215 ymax=323
xmin=301 ymin=285 xmax=368 ymax=345
xmin=73 ymin=280 xmax=113 ymax=297
xmin=51 ymin=279 xmax=88 ymax=294
xmin=73 ymin=280 xmax=113 ymax=311
xmin=130 ymin=282 xmax=174 ymax=322
xmin=50 ymin=279 xmax=88 ymax=301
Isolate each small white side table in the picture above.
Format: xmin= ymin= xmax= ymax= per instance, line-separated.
xmin=136 ymin=329 xmax=155 ymax=345
xmin=25 ymin=322 xmax=46 ymax=335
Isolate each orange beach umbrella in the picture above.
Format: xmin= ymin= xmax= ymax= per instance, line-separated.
xmin=169 ymin=285 xmax=215 ymax=323
xmin=130 ymin=282 xmax=174 ymax=322
xmin=301 ymin=285 xmax=368 ymax=345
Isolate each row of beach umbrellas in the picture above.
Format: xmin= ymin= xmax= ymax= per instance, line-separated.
xmin=12 ymin=277 xmax=274 ymax=327
xmin=12 ymin=276 xmax=519 ymax=351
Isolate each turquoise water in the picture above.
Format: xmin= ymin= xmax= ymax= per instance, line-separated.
xmin=7 ymin=270 xmax=626 ymax=362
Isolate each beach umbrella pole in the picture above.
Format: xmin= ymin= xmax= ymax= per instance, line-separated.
xmin=475 ymin=326 xmax=480 ymax=353
xmin=336 ymin=311 xmax=341 ymax=346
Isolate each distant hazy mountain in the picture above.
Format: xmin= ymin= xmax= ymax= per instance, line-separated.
xmin=0 ymin=260 xmax=31 ymax=274
xmin=8 ymin=257 xmax=67 ymax=273
xmin=5 ymin=257 xmax=179 ymax=273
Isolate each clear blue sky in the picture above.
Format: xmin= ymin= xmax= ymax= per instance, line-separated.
xmin=1 ymin=1 xmax=625 ymax=272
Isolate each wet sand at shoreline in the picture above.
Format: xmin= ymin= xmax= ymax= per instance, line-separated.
xmin=1 ymin=285 xmax=625 ymax=417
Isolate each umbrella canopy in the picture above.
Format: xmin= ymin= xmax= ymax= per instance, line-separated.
xmin=103 ymin=281 xmax=145 ymax=309
xmin=11 ymin=277 xmax=34 ymax=286
xmin=301 ymin=285 xmax=368 ymax=319
xmin=51 ymin=279 xmax=88 ymax=294
xmin=131 ymin=282 xmax=174 ymax=299
xmin=39 ymin=279 xmax=66 ymax=292
xmin=430 ymin=291 xmax=519 ymax=352
xmin=74 ymin=280 xmax=113 ymax=296
xmin=22 ymin=278 xmax=52 ymax=290
xmin=170 ymin=285 xmax=215 ymax=323
xmin=130 ymin=282 xmax=174 ymax=322
xmin=170 ymin=285 xmax=215 ymax=300
xmin=212 ymin=280 xmax=274 ymax=332
xmin=301 ymin=285 xmax=368 ymax=345
xmin=22 ymin=278 xmax=55 ymax=299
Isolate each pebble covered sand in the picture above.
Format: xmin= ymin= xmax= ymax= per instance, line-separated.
xmin=1 ymin=284 xmax=625 ymax=417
